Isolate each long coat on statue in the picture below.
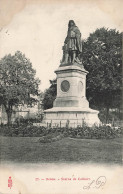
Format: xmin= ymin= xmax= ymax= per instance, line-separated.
xmin=64 ymin=25 xmax=82 ymax=54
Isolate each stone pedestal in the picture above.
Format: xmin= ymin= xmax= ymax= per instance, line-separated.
xmin=44 ymin=63 xmax=100 ymax=127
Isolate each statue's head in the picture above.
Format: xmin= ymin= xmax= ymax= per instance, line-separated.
xmin=68 ymin=20 xmax=75 ymax=28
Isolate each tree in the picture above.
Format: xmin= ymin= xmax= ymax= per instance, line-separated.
xmin=42 ymin=79 xmax=57 ymax=110
xmin=82 ymin=28 xmax=122 ymax=123
xmin=0 ymin=51 xmax=40 ymax=125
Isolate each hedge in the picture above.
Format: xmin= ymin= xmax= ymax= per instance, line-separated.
xmin=0 ymin=124 xmax=122 ymax=142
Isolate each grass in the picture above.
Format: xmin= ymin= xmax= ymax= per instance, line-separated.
xmin=0 ymin=136 xmax=122 ymax=164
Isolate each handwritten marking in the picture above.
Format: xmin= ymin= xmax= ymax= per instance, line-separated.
xmin=83 ymin=176 xmax=106 ymax=190
xmin=95 ymin=176 xmax=107 ymax=189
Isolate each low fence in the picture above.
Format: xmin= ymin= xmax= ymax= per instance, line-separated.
xmin=33 ymin=120 xmax=100 ymax=128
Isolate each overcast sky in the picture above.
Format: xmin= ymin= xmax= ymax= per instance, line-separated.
xmin=0 ymin=0 xmax=122 ymax=91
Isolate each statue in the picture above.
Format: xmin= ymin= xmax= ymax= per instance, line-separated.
xmin=61 ymin=20 xmax=82 ymax=64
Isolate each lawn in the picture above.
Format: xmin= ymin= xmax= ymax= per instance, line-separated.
xmin=0 ymin=136 xmax=122 ymax=164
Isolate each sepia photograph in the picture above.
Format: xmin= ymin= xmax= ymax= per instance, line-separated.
xmin=0 ymin=0 xmax=123 ymax=193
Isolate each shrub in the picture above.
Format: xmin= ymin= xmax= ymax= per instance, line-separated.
xmin=38 ymin=133 xmax=64 ymax=143
xmin=0 ymin=124 xmax=122 ymax=139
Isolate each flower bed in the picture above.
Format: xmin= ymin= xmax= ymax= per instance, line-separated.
xmin=0 ymin=124 xmax=122 ymax=141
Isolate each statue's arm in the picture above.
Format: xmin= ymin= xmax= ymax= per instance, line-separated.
xmin=74 ymin=26 xmax=82 ymax=53
xmin=74 ymin=26 xmax=81 ymax=37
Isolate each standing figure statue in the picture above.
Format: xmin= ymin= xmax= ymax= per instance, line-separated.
xmin=61 ymin=20 xmax=82 ymax=64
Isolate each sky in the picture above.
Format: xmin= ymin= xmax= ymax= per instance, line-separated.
xmin=0 ymin=0 xmax=122 ymax=92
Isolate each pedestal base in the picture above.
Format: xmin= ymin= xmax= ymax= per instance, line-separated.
xmin=43 ymin=63 xmax=100 ymax=127
xmin=44 ymin=107 xmax=100 ymax=127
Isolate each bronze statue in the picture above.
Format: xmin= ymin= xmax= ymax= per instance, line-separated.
xmin=61 ymin=20 xmax=82 ymax=64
